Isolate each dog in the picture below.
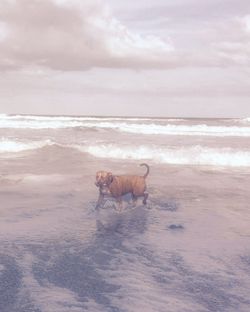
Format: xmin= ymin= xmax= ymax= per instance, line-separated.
xmin=95 ymin=163 xmax=150 ymax=211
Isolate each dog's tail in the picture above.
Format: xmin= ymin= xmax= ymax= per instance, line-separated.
xmin=140 ymin=163 xmax=150 ymax=178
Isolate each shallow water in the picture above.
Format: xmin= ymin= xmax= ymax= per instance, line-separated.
xmin=0 ymin=115 xmax=250 ymax=311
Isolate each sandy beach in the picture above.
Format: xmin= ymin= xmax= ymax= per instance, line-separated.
xmin=0 ymin=141 xmax=250 ymax=312
xmin=1 ymin=116 xmax=250 ymax=311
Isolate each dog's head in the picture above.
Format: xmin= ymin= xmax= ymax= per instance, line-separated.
xmin=95 ymin=171 xmax=113 ymax=187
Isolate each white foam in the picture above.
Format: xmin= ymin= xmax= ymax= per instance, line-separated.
xmin=0 ymin=115 xmax=149 ymax=129
xmin=106 ymin=122 xmax=250 ymax=137
xmin=80 ymin=144 xmax=250 ymax=167
xmin=1 ymin=115 xmax=250 ymax=137
xmin=0 ymin=117 xmax=83 ymax=129
xmin=0 ymin=115 xmax=150 ymax=129
xmin=240 ymin=117 xmax=250 ymax=124
xmin=0 ymin=139 xmax=54 ymax=153
xmin=64 ymin=120 xmax=250 ymax=137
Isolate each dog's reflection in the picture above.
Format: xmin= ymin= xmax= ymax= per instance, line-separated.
xmin=95 ymin=203 xmax=148 ymax=236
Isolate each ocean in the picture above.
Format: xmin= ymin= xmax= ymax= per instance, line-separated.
xmin=1 ymin=114 xmax=250 ymax=167
xmin=0 ymin=114 xmax=250 ymax=312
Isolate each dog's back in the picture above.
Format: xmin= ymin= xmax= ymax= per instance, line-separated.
xmin=108 ymin=174 xmax=146 ymax=197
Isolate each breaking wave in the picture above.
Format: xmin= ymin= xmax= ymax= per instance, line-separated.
xmin=0 ymin=115 xmax=250 ymax=137
xmin=81 ymin=144 xmax=250 ymax=167
xmin=0 ymin=115 xmax=83 ymax=129
xmin=1 ymin=136 xmax=249 ymax=167
xmin=101 ymin=123 xmax=250 ymax=137
xmin=240 ymin=117 xmax=250 ymax=124
xmin=0 ymin=139 xmax=54 ymax=153
xmin=0 ymin=114 xmax=162 ymax=129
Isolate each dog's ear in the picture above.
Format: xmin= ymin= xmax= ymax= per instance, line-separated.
xmin=95 ymin=172 xmax=101 ymax=186
xmin=107 ymin=172 xmax=113 ymax=184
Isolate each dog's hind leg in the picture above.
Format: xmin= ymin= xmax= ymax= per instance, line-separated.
xmin=142 ymin=191 xmax=148 ymax=205
xmin=132 ymin=194 xmax=138 ymax=207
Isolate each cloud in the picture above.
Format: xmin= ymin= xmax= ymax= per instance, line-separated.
xmin=113 ymin=0 xmax=250 ymax=68
xmin=0 ymin=0 xmax=174 ymax=71
xmin=213 ymin=15 xmax=250 ymax=66
xmin=0 ymin=0 xmax=249 ymax=71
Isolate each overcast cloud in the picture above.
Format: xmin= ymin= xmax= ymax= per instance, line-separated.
xmin=0 ymin=0 xmax=175 ymax=71
xmin=0 ymin=0 xmax=249 ymax=117
xmin=0 ymin=0 xmax=249 ymax=70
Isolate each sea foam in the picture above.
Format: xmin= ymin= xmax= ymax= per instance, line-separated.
xmin=90 ymin=122 xmax=250 ymax=137
xmin=0 ymin=115 xmax=250 ymax=137
xmin=1 ymin=138 xmax=249 ymax=167
xmin=0 ymin=139 xmax=54 ymax=153
xmin=81 ymin=144 xmax=250 ymax=167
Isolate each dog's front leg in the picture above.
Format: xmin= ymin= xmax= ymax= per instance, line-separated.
xmin=115 ymin=197 xmax=123 ymax=213
xmin=96 ymin=193 xmax=104 ymax=209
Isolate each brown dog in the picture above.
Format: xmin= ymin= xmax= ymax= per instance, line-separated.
xmin=95 ymin=163 xmax=149 ymax=210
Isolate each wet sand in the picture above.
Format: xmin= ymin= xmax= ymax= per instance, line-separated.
xmin=1 ymin=146 xmax=250 ymax=312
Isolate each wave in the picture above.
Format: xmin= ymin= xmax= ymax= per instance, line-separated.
xmin=80 ymin=122 xmax=250 ymax=137
xmin=0 ymin=115 xmax=249 ymax=137
xmin=1 ymin=137 xmax=249 ymax=167
xmin=80 ymin=144 xmax=250 ymax=167
xmin=0 ymin=115 xmax=155 ymax=129
xmin=240 ymin=117 xmax=250 ymax=124
xmin=99 ymin=122 xmax=250 ymax=137
xmin=0 ymin=117 xmax=83 ymax=129
xmin=0 ymin=139 xmax=54 ymax=153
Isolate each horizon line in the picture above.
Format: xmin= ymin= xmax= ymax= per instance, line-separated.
xmin=0 ymin=113 xmax=244 ymax=120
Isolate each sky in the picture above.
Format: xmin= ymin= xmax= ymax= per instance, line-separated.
xmin=0 ymin=0 xmax=250 ymax=117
